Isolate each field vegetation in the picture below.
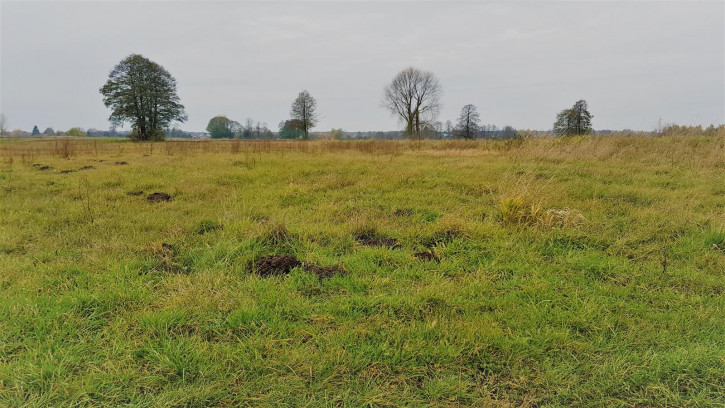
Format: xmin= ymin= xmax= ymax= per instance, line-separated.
xmin=0 ymin=135 xmax=724 ymax=407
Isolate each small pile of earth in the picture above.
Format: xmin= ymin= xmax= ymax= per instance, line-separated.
xmin=354 ymin=231 xmax=399 ymax=248
xmin=34 ymin=165 xmax=52 ymax=171
xmin=249 ymin=255 xmax=302 ymax=277
xmin=79 ymin=165 xmax=95 ymax=170
xmin=147 ymin=192 xmax=172 ymax=202
xmin=413 ymin=251 xmax=438 ymax=262
xmin=59 ymin=169 xmax=74 ymax=174
xmin=305 ymin=264 xmax=345 ymax=279
xmin=114 ymin=161 xmax=129 ymax=165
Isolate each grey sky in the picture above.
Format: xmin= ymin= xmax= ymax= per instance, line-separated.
xmin=1 ymin=1 xmax=723 ymax=132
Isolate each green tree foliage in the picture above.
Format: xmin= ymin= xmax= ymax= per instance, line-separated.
xmin=290 ymin=90 xmax=318 ymax=139
xmin=166 ymin=126 xmax=191 ymax=138
xmin=32 ymin=126 xmax=40 ymax=135
xmin=206 ymin=115 xmax=237 ymax=139
xmin=553 ymin=100 xmax=593 ymax=136
xmin=43 ymin=127 xmax=55 ymax=135
xmin=454 ymin=104 xmax=480 ymax=139
xmin=278 ymin=119 xmax=304 ymax=139
xmin=66 ymin=127 xmax=86 ymax=137
xmin=100 ymin=54 xmax=187 ymax=141
xmin=329 ymin=128 xmax=343 ymax=140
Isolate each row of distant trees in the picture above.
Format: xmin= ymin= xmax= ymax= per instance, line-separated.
xmin=95 ymin=54 xmax=588 ymax=141
xmin=205 ymin=116 xmax=274 ymax=139
xmin=1 ymin=54 xmax=718 ymax=141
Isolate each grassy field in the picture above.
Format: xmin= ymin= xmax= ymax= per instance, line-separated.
xmin=0 ymin=136 xmax=724 ymax=407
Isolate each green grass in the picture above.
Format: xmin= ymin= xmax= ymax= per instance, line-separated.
xmin=0 ymin=136 xmax=724 ymax=407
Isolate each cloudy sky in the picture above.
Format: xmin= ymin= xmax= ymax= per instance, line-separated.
xmin=1 ymin=1 xmax=723 ymax=132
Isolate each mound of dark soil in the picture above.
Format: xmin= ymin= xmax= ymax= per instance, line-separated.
xmin=413 ymin=251 xmax=438 ymax=262
xmin=35 ymin=165 xmax=52 ymax=171
xmin=305 ymin=264 xmax=345 ymax=279
xmin=249 ymin=255 xmax=301 ymax=277
xmin=79 ymin=165 xmax=95 ymax=170
xmin=147 ymin=192 xmax=172 ymax=202
xmin=59 ymin=169 xmax=74 ymax=174
xmin=114 ymin=161 xmax=129 ymax=165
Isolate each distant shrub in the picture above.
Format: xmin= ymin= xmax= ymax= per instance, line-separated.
xmin=66 ymin=127 xmax=86 ymax=137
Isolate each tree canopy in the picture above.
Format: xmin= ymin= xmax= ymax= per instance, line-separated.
xmin=100 ymin=54 xmax=187 ymax=141
xmin=206 ymin=115 xmax=239 ymax=139
xmin=553 ymin=100 xmax=593 ymax=136
xmin=454 ymin=104 xmax=480 ymax=139
xmin=290 ymin=90 xmax=318 ymax=139
xmin=383 ymin=67 xmax=441 ymax=139
xmin=278 ymin=119 xmax=305 ymax=139
xmin=32 ymin=126 xmax=40 ymax=135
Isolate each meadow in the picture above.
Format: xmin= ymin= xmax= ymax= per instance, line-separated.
xmin=0 ymin=135 xmax=723 ymax=407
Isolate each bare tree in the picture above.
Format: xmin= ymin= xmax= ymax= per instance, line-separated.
xmin=290 ymin=90 xmax=318 ymax=139
xmin=454 ymin=104 xmax=481 ymax=139
xmin=382 ymin=67 xmax=441 ymax=139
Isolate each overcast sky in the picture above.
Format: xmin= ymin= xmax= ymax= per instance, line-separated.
xmin=1 ymin=1 xmax=723 ymax=132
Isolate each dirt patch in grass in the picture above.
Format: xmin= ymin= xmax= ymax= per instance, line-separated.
xmin=413 ymin=250 xmax=438 ymax=262
xmin=353 ymin=228 xmax=399 ymax=249
xmin=79 ymin=165 xmax=95 ymax=171
xmin=127 ymin=190 xmax=144 ymax=196
xmin=249 ymin=255 xmax=302 ymax=277
xmin=33 ymin=164 xmax=52 ymax=171
xmin=59 ymin=169 xmax=75 ymax=174
xmin=305 ymin=264 xmax=346 ymax=279
xmin=114 ymin=161 xmax=129 ymax=165
xmin=147 ymin=192 xmax=172 ymax=202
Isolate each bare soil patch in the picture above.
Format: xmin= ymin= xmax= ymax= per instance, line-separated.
xmin=305 ymin=264 xmax=346 ymax=279
xmin=147 ymin=192 xmax=172 ymax=202
xmin=413 ymin=250 xmax=439 ymax=262
xmin=249 ymin=255 xmax=302 ymax=277
xmin=79 ymin=165 xmax=95 ymax=170
xmin=354 ymin=230 xmax=399 ymax=248
xmin=114 ymin=161 xmax=129 ymax=165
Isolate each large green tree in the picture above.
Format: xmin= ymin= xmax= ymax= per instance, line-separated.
xmin=290 ymin=90 xmax=318 ymax=139
xmin=100 ymin=54 xmax=187 ymax=141
xmin=32 ymin=126 xmax=40 ymax=136
xmin=206 ymin=115 xmax=239 ymax=139
xmin=553 ymin=99 xmax=593 ymax=136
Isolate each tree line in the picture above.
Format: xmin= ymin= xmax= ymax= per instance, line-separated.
xmin=94 ymin=54 xmax=602 ymax=141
